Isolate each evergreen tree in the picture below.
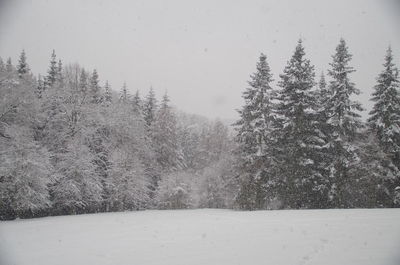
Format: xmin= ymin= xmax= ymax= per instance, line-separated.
xmin=45 ymin=50 xmax=58 ymax=88
xmin=36 ymin=74 xmax=45 ymax=99
xmin=17 ymin=49 xmax=29 ymax=77
xmin=315 ymin=71 xmax=332 ymax=134
xmin=104 ymin=80 xmax=112 ymax=105
xmin=120 ymin=82 xmax=129 ymax=103
xmin=56 ymin=59 xmax=64 ymax=84
xmin=132 ymin=90 xmax=143 ymax=114
xmin=152 ymin=93 xmax=180 ymax=172
xmin=234 ymin=53 xmax=277 ymax=209
xmin=368 ymin=46 xmax=400 ymax=206
xmin=351 ymin=132 xmax=398 ymax=207
xmin=89 ymin=69 xmax=102 ymax=104
xmin=79 ymin=68 xmax=88 ymax=94
xmin=143 ymin=87 xmax=158 ymax=127
xmin=325 ymin=38 xmax=364 ymax=208
xmin=311 ymin=71 xmax=333 ymax=208
xmin=274 ymin=40 xmax=325 ymax=209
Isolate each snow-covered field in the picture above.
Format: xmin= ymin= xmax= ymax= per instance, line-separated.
xmin=1 ymin=209 xmax=400 ymax=265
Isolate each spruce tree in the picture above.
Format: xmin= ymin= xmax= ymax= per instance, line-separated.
xmin=143 ymin=87 xmax=158 ymax=127
xmin=312 ymin=71 xmax=332 ymax=208
xmin=368 ymin=46 xmax=400 ymax=206
xmin=234 ymin=53 xmax=277 ymax=209
xmin=56 ymin=59 xmax=63 ymax=84
xmin=132 ymin=90 xmax=143 ymax=114
xmin=325 ymin=38 xmax=364 ymax=208
xmin=17 ymin=49 xmax=29 ymax=77
xmin=104 ymin=80 xmax=112 ymax=105
xmin=368 ymin=47 xmax=400 ymax=167
xmin=89 ymin=69 xmax=102 ymax=104
xmin=36 ymin=74 xmax=45 ymax=99
xmin=152 ymin=93 xmax=180 ymax=172
xmin=79 ymin=69 xmax=88 ymax=94
xmin=120 ymin=82 xmax=129 ymax=103
xmin=45 ymin=50 xmax=58 ymax=88
xmin=274 ymin=39 xmax=325 ymax=208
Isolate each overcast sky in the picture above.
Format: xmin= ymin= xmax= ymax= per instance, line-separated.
xmin=0 ymin=0 xmax=399 ymax=120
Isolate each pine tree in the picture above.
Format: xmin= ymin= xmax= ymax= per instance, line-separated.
xmin=315 ymin=72 xmax=331 ymax=126
xmin=234 ymin=53 xmax=277 ymax=209
xmin=104 ymin=80 xmax=112 ymax=105
xmin=311 ymin=72 xmax=333 ymax=208
xmin=368 ymin=46 xmax=400 ymax=167
xmin=79 ymin=68 xmax=88 ymax=94
xmin=325 ymin=38 xmax=364 ymax=208
xmin=45 ymin=50 xmax=58 ymax=88
xmin=89 ymin=69 xmax=102 ymax=104
xmin=56 ymin=59 xmax=64 ymax=84
xmin=143 ymin=87 xmax=158 ymax=127
xmin=17 ymin=49 xmax=29 ymax=77
xmin=368 ymin=46 xmax=400 ymax=206
xmin=274 ymin=39 xmax=325 ymax=209
xmin=132 ymin=90 xmax=143 ymax=114
xmin=36 ymin=74 xmax=45 ymax=99
xmin=152 ymin=93 xmax=180 ymax=172
xmin=120 ymin=82 xmax=129 ymax=103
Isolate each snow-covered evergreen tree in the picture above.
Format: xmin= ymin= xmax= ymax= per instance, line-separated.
xmin=350 ymin=132 xmax=399 ymax=207
xmin=143 ymin=87 xmax=158 ymax=128
xmin=132 ymin=90 xmax=143 ymax=114
xmin=152 ymin=93 xmax=181 ymax=172
xmin=120 ymin=82 xmax=129 ymax=103
xmin=274 ymin=40 xmax=326 ymax=209
xmin=234 ymin=53 xmax=278 ymax=209
xmin=17 ymin=49 xmax=29 ymax=77
xmin=45 ymin=50 xmax=58 ymax=88
xmin=79 ymin=68 xmax=88 ymax=95
xmin=56 ymin=59 xmax=64 ymax=85
xmin=177 ymin=123 xmax=200 ymax=170
xmin=325 ymin=38 xmax=364 ymax=208
xmin=368 ymin=46 xmax=400 ymax=206
xmin=36 ymin=74 xmax=45 ymax=99
xmin=103 ymin=80 xmax=112 ymax=105
xmin=89 ymin=69 xmax=102 ymax=104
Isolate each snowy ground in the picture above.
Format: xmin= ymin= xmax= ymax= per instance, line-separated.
xmin=1 ymin=209 xmax=400 ymax=265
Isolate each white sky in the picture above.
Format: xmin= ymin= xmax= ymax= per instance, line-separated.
xmin=0 ymin=0 xmax=399 ymax=120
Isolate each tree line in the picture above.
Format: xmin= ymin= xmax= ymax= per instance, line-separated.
xmin=1 ymin=38 xmax=399 ymax=220
xmin=235 ymin=39 xmax=400 ymax=210
xmin=0 ymin=50 xmax=235 ymax=220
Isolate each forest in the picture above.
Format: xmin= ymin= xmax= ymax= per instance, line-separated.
xmin=0 ymin=38 xmax=399 ymax=220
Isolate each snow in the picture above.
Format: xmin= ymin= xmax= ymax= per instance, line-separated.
xmin=1 ymin=209 xmax=400 ymax=265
